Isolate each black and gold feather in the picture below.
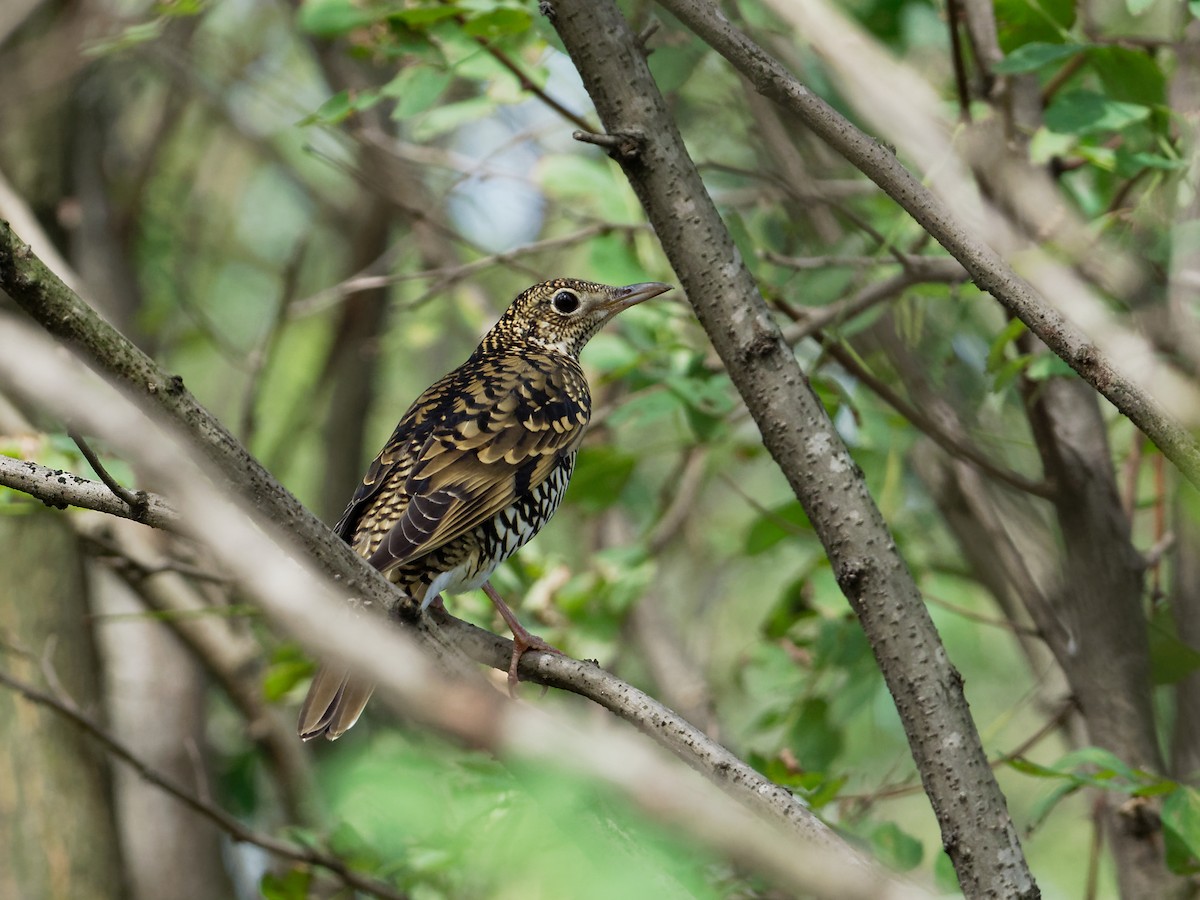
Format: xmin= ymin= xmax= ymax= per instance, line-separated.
xmin=298 ymin=277 xmax=672 ymax=740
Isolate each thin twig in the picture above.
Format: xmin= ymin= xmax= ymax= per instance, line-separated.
xmin=69 ymin=429 xmax=148 ymax=520
xmin=81 ymin=531 xmax=229 ymax=584
xmin=477 ymin=40 xmax=594 ymax=132
xmin=0 ymin=665 xmax=408 ymax=900
xmin=775 ymin=258 xmax=969 ymax=346
xmin=772 ymin=295 xmax=1056 ymax=499
xmin=924 ymin=593 xmax=1042 ymax=637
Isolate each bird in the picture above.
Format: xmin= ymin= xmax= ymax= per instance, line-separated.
xmin=297 ymin=277 xmax=673 ymax=740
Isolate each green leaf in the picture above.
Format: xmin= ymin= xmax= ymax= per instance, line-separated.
xmin=869 ymin=822 xmax=924 ymax=872
xmin=993 ymin=0 xmax=1075 ymax=51
xmin=260 ymin=868 xmax=312 ymax=900
xmin=1087 ymin=47 xmax=1166 ymax=106
xmin=986 ymin=317 xmax=1027 ymax=372
xmin=153 ymin=0 xmax=206 ymax=16
xmin=1164 ymin=787 xmax=1200 ymax=874
xmin=993 ymin=42 xmax=1088 ymax=74
xmin=786 ymin=698 xmax=843 ymax=771
xmin=535 ymin=154 xmax=633 ymax=223
xmin=648 ymin=42 xmax=711 ymax=94
xmin=1114 ymin=148 xmax=1186 ymax=177
xmin=605 ymin=388 xmax=685 ymax=430
xmin=263 ymin=659 xmax=312 ymax=702
xmin=410 ymin=95 xmax=493 ymax=140
xmin=1044 ymin=90 xmax=1151 ymax=136
xmin=1148 ymin=606 xmax=1200 ymax=685
xmin=1025 ymin=353 xmax=1074 ymax=381
xmin=666 ymin=373 xmax=735 ymax=441
xmin=328 ymin=820 xmax=383 ymax=870
xmin=1125 ymin=0 xmax=1158 ymax=14
xmin=382 ymin=66 xmax=454 ymax=119
xmin=462 ymin=7 xmax=532 ymax=37
xmin=990 ymin=355 xmax=1031 ymax=394
xmin=298 ymin=89 xmax=382 ymax=126
xmin=392 ymin=5 xmax=462 ymax=26
xmin=1192 ymin=0 xmax=1200 ymax=18
xmin=297 ymin=0 xmax=381 ymax=37
xmin=567 ymin=446 xmax=637 ymax=513
xmin=762 ymin=575 xmax=816 ymax=639
xmin=933 ymin=852 xmax=960 ymax=893
xmin=586 ymin=233 xmax=643 ymax=287
xmin=1028 ymin=778 xmax=1083 ymax=831
xmin=744 ymin=500 xmax=812 ymax=555
xmin=1006 ymin=756 xmax=1062 ymax=778
xmin=585 ymin=332 xmax=641 ymax=377
xmin=813 ymin=616 xmax=872 ymax=670
xmin=1053 ymin=746 xmax=1139 ymax=783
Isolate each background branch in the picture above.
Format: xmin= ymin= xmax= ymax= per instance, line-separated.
xmin=655 ymin=0 xmax=1200 ymax=489
xmin=546 ymin=1 xmax=1036 ymax=895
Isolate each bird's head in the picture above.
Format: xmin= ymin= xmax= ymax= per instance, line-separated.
xmin=489 ymin=278 xmax=674 ymax=358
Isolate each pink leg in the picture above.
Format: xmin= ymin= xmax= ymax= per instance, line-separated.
xmin=481 ymin=581 xmax=561 ymax=693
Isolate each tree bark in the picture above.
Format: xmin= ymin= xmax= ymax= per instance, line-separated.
xmin=0 ymin=511 xmax=127 ymax=900
xmin=546 ymin=1 xmax=1037 ymax=896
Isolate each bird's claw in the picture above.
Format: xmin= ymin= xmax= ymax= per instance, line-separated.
xmin=507 ymin=632 xmax=562 ymax=697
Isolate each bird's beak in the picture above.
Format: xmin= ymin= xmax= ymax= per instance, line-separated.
xmin=604 ymin=281 xmax=673 ymax=313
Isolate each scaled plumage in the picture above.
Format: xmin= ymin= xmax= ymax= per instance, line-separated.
xmin=298 ymin=278 xmax=672 ymax=740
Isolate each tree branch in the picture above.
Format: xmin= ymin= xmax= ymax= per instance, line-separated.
xmin=0 ymin=452 xmax=178 ymax=530
xmin=544 ymin=1 xmax=1037 ymax=895
xmin=655 ymin=0 xmax=1200 ymax=490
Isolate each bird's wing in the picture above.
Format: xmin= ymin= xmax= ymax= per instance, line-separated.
xmin=356 ymin=358 xmax=590 ymax=573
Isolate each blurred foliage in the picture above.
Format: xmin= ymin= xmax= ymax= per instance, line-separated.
xmin=4 ymin=0 xmax=1200 ymax=896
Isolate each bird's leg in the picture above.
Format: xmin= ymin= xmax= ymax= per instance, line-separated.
xmin=481 ymin=581 xmax=561 ymax=694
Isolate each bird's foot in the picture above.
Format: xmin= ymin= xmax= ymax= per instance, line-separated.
xmin=482 ymin=580 xmax=561 ymax=696
xmin=506 ymin=627 xmax=562 ymax=696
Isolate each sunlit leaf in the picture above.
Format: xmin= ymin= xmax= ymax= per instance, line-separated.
xmin=994 ymin=0 xmax=1075 ymax=50
xmin=462 ymin=7 xmax=532 ymax=37
xmin=260 ymin=868 xmax=312 ymax=900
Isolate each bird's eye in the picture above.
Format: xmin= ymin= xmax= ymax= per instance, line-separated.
xmin=552 ymin=291 xmax=580 ymax=314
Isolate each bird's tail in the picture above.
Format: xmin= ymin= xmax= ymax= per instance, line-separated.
xmin=296 ymin=665 xmax=375 ymax=741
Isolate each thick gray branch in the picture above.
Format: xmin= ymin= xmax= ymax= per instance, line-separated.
xmin=654 ymin=0 xmax=1200 ymax=490
xmin=546 ymin=1 xmax=1037 ymax=896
